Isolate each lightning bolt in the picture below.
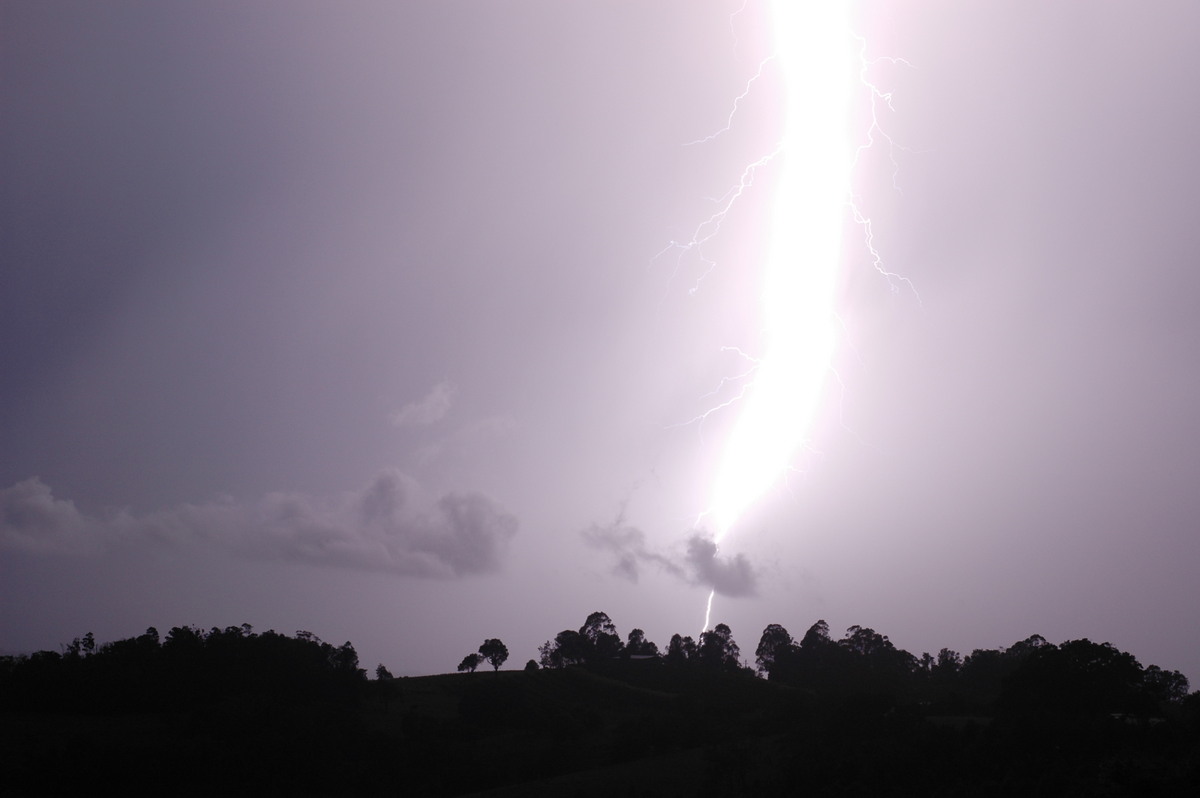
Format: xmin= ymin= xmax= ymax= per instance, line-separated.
xmin=682 ymin=4 xmax=868 ymax=634
xmin=707 ymin=0 xmax=850 ymax=540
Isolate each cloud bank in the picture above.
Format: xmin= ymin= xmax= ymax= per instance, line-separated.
xmin=581 ymin=519 xmax=757 ymax=597
xmin=0 ymin=469 xmax=516 ymax=578
xmin=0 ymin=477 xmax=93 ymax=555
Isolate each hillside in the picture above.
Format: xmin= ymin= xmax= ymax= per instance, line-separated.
xmin=2 ymin=625 xmax=1198 ymax=795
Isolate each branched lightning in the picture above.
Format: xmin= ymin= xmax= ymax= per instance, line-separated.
xmin=706 ymin=0 xmax=852 ymax=532
xmin=682 ymin=55 xmax=777 ymax=148
xmin=660 ymin=4 xmax=915 ymax=635
xmin=666 ymin=346 xmax=759 ymax=434
xmin=654 ymin=149 xmax=781 ymax=297
xmin=850 ymin=42 xmax=923 ymax=299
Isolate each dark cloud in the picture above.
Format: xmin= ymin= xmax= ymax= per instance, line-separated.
xmin=0 ymin=469 xmax=516 ymax=578
xmin=683 ymin=534 xmax=757 ymax=598
xmin=581 ymin=518 xmax=756 ymax=597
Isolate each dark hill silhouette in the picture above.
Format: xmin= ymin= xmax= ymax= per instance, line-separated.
xmin=1 ymin=619 xmax=1196 ymax=795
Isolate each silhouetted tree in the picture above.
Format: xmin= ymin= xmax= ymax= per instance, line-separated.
xmin=539 ymin=630 xmax=587 ymax=669
xmin=537 ymin=640 xmax=557 ymax=669
xmin=754 ymin=623 xmax=794 ymax=676
xmin=375 ymin=664 xmax=394 ymax=680
xmin=799 ymin=619 xmax=831 ymax=649
xmin=957 ymin=647 xmax=1008 ymax=706
xmin=769 ymin=620 xmax=924 ymax=695
xmin=479 ymin=639 xmax=508 ymax=672
xmin=1006 ymin=633 xmax=1050 ymax=659
xmin=625 ymin=628 xmax=659 ymax=658
xmin=934 ymin=647 xmax=962 ymax=675
xmin=331 ymin=641 xmax=363 ymax=678
xmin=164 ymin=625 xmax=204 ymax=651
xmin=664 ymin=634 xmax=686 ymax=666
xmin=698 ymin=624 xmax=740 ymax=671
xmin=839 ymin=625 xmax=892 ymax=657
xmin=580 ymin=611 xmax=623 ymax=662
xmin=458 ymin=653 xmax=484 ymax=673
xmin=65 ymin=631 xmax=96 ymax=659
xmin=776 ymin=619 xmax=841 ymax=688
xmin=524 ymin=659 xmax=539 ymax=671
xmin=665 ymin=634 xmax=698 ymax=666
xmin=927 ymin=647 xmax=963 ymax=702
xmin=843 ymin=625 xmax=920 ymax=695
xmin=1003 ymin=638 xmax=1152 ymax=717
xmin=1144 ymin=664 xmax=1189 ymax=707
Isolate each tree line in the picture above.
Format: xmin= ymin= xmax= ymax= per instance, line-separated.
xmin=0 ymin=624 xmax=365 ymax=715
xmin=751 ymin=619 xmax=1191 ymax=717
xmin=3 ymin=617 xmax=1196 ymax=794
xmin=524 ymin=611 xmax=741 ymax=671
xmin=5 ymin=612 xmax=1189 ymax=721
xmin=458 ymin=611 xmax=1192 ymax=718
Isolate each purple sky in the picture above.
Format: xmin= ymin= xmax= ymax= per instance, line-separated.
xmin=4 ymin=1 xmax=1199 ymax=684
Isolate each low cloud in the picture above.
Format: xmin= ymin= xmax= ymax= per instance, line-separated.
xmin=0 ymin=469 xmax=517 ymax=579
xmin=0 ymin=477 xmax=94 ymax=554
xmin=390 ymin=381 xmax=455 ymax=428
xmin=581 ymin=517 xmax=757 ymax=597
xmin=682 ymin=534 xmax=757 ymax=597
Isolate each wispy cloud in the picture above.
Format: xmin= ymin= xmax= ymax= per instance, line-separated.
xmin=580 ymin=520 xmax=684 ymax=583
xmin=0 ymin=469 xmax=517 ymax=578
xmin=581 ymin=514 xmax=757 ymax=597
xmin=389 ymin=381 xmax=455 ymax=428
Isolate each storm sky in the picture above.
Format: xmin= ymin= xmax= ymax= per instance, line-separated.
xmin=4 ymin=1 xmax=1199 ymax=683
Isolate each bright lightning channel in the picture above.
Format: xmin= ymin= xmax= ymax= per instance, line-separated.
xmin=700 ymin=3 xmax=855 ymax=632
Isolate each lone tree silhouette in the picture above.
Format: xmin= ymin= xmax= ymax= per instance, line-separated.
xmin=457 ymin=653 xmax=484 ymax=673
xmin=478 ymin=639 xmax=508 ymax=672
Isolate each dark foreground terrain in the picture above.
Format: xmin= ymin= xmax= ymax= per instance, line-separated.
xmin=2 ymin=624 xmax=1198 ymax=795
